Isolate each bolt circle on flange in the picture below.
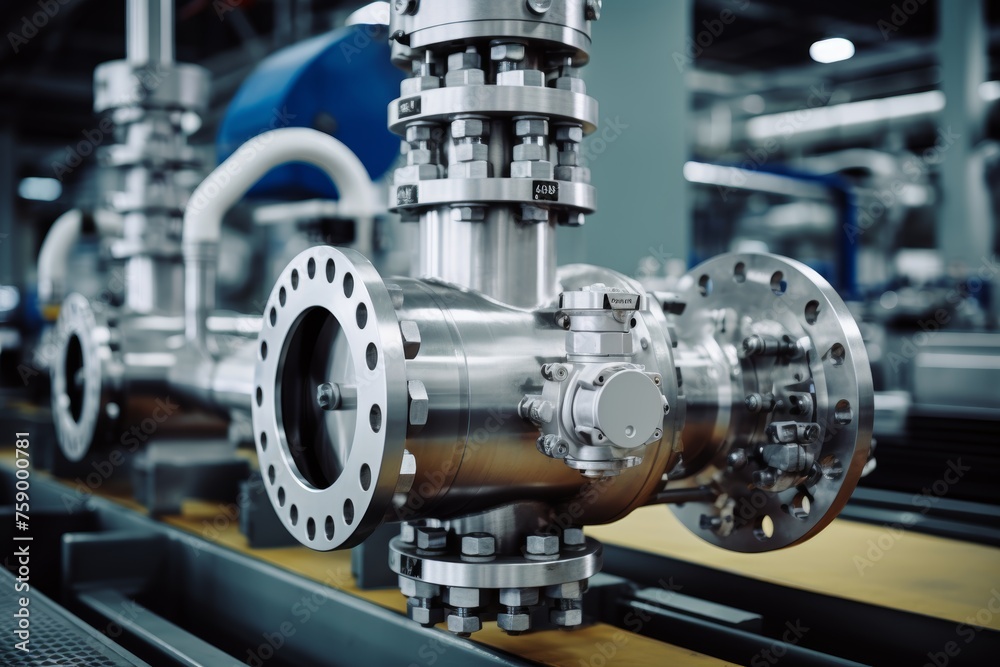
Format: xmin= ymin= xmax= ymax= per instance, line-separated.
xmin=252 ymin=246 xmax=409 ymax=550
xmin=50 ymin=293 xmax=118 ymax=462
xmin=667 ymin=253 xmax=873 ymax=552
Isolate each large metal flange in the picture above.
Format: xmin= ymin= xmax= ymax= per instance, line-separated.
xmin=667 ymin=253 xmax=873 ymax=552
xmin=388 ymin=86 xmax=599 ymax=135
xmin=389 ymin=0 xmax=594 ymax=63
xmin=390 ymin=178 xmax=596 ymax=214
xmin=253 ymin=246 xmax=409 ymax=550
xmin=50 ymin=293 xmax=121 ymax=462
xmin=388 ymin=537 xmax=602 ymax=589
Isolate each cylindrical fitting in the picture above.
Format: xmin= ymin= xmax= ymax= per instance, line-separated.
xmin=252 ymin=246 xmax=681 ymax=550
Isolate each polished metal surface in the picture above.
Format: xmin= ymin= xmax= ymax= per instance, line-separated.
xmin=390 ymin=176 xmax=596 ymax=212
xmin=389 ymin=0 xmax=594 ymax=60
xmin=93 ymin=0 xmax=209 ymax=318
xmin=252 ymin=245 xmax=682 ymax=634
xmin=664 ymin=253 xmax=874 ymax=552
xmin=249 ymin=0 xmax=874 ymax=638
xmin=387 ymin=0 xmax=600 ymax=308
xmin=126 ymin=0 xmax=174 ymax=65
xmin=413 ymin=207 xmax=560 ymax=308
xmin=386 ymin=85 xmax=599 ymax=134
xmin=526 ymin=283 xmax=672 ymax=477
xmin=254 ymin=247 xmax=680 ymax=538
xmin=389 ymin=536 xmax=601 ymax=589
xmin=253 ymin=246 xmax=410 ymax=550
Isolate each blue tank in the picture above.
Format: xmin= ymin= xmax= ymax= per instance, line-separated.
xmin=217 ymin=25 xmax=404 ymax=200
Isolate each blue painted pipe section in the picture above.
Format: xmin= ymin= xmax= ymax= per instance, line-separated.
xmin=690 ymin=164 xmax=859 ymax=300
xmin=753 ymin=164 xmax=859 ymax=301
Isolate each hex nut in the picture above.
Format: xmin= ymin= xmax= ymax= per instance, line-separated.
xmin=527 ymin=399 xmax=555 ymax=423
xmin=399 ymin=577 xmax=440 ymax=598
xmin=387 ymin=283 xmax=404 ymax=309
xmin=461 ymin=533 xmax=496 ymax=557
xmin=445 ymin=69 xmax=485 ymax=87
xmin=515 ymin=118 xmax=548 ymax=137
xmin=585 ymin=0 xmax=602 ymax=21
xmin=454 ymin=142 xmax=489 ymax=162
xmin=405 ymin=124 xmax=433 ymax=143
xmin=551 ymin=607 xmax=583 ymax=626
xmin=557 ymin=150 xmax=579 ymax=166
xmin=394 ymin=164 xmax=441 ymax=183
xmin=554 ymin=76 xmax=587 ymax=93
xmin=499 ymin=587 xmax=540 ymax=606
xmin=498 ymin=612 xmax=531 ymax=633
xmin=520 ymin=205 xmax=550 ymax=223
xmin=446 ymin=613 xmax=482 ymax=634
xmin=526 ymin=534 xmax=559 ymax=555
xmin=449 ymin=161 xmax=489 ymax=179
xmin=400 ymin=76 xmax=440 ymax=96
xmin=557 ymin=211 xmax=586 ymax=227
xmin=447 ymin=49 xmax=480 ymax=71
xmin=526 ymin=0 xmax=553 ymax=14
xmin=416 ymin=526 xmax=447 ymax=551
xmin=451 ymin=206 xmax=486 ymax=222
xmin=498 ymin=69 xmax=546 ymax=87
xmin=555 ymin=165 xmax=590 ymax=183
xmin=545 ymin=580 xmax=586 ymax=599
xmin=512 ymin=160 xmax=554 ymax=179
xmin=407 ymin=599 xmax=444 ymax=627
xmin=451 ymin=118 xmax=488 ymax=138
xmin=555 ymin=125 xmax=584 ymax=143
xmin=407 ymin=148 xmax=433 ymax=165
xmin=443 ymin=586 xmax=481 ymax=608
xmin=563 ymin=527 xmax=585 ymax=547
xmin=513 ymin=143 xmax=546 ymax=162
xmin=407 ymin=380 xmax=428 ymax=427
xmin=400 ymin=320 xmax=421 ymax=359
xmin=490 ymin=43 xmax=527 ymax=62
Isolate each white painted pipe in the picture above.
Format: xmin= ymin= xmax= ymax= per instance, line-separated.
xmin=37 ymin=209 xmax=81 ymax=305
xmin=182 ymin=127 xmax=379 ymax=246
xmin=37 ymin=208 xmax=122 ymax=306
xmin=182 ymin=127 xmax=379 ymax=346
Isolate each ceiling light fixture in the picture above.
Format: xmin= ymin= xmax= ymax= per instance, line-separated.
xmin=809 ymin=37 xmax=855 ymax=64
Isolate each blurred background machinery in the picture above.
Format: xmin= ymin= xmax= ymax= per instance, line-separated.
xmin=0 ymin=1 xmax=997 ymax=666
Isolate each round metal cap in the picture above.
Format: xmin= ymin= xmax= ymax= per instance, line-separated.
xmin=252 ymin=246 xmax=408 ymax=550
xmin=591 ymin=369 xmax=662 ymax=448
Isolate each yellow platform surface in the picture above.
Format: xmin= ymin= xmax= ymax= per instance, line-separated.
xmin=590 ymin=506 xmax=1000 ymax=631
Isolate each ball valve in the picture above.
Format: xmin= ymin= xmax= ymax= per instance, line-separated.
xmin=251 ymin=0 xmax=873 ymax=636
